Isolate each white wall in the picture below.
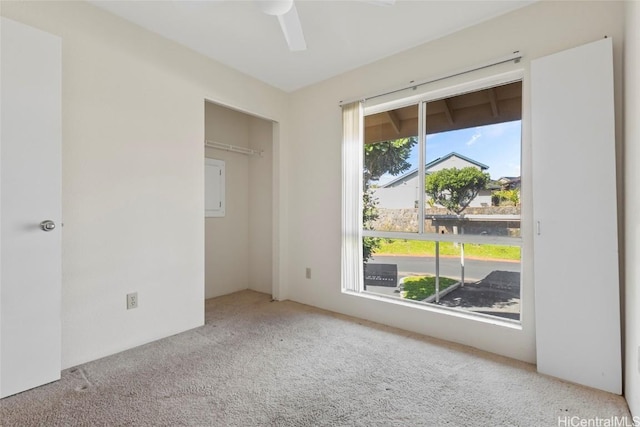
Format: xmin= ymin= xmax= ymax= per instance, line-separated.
xmin=0 ymin=1 xmax=287 ymax=368
xmin=205 ymin=102 xmax=250 ymax=298
xmin=286 ymin=1 xmax=624 ymax=364
xmin=372 ymin=185 xmax=418 ymax=209
xmin=625 ymin=0 xmax=640 ymax=416
xmin=249 ymin=117 xmax=274 ymax=294
xmin=204 ymin=102 xmax=273 ymax=298
xmin=471 ymin=190 xmax=492 ymax=208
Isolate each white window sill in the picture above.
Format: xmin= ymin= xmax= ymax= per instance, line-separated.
xmin=342 ymin=289 xmax=523 ymax=331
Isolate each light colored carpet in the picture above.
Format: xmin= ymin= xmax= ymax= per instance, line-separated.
xmin=0 ymin=290 xmax=631 ymax=426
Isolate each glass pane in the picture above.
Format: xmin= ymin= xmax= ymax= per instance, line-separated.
xmin=423 ymin=81 xmax=522 ymax=237
xmin=364 ymin=238 xmax=521 ymax=321
xmin=363 ymin=104 xmax=419 ymax=233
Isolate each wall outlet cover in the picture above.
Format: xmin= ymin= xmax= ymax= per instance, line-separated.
xmin=127 ymin=292 xmax=138 ymax=310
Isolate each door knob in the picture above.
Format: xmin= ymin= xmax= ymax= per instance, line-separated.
xmin=40 ymin=220 xmax=56 ymax=232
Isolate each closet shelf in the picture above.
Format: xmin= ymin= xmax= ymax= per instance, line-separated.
xmin=205 ymin=140 xmax=263 ymax=157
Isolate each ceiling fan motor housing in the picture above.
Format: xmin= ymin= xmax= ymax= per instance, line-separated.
xmin=257 ymin=0 xmax=294 ymax=16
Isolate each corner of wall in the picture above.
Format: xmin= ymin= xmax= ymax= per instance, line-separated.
xmin=624 ymin=0 xmax=640 ymax=417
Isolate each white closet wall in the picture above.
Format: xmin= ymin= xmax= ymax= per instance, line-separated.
xmin=249 ymin=116 xmax=273 ymax=295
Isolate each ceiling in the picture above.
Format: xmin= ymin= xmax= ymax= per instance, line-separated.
xmin=88 ymin=0 xmax=534 ymax=93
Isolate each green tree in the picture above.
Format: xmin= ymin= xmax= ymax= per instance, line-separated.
xmin=425 ymin=167 xmax=490 ymax=215
xmin=364 ymin=137 xmax=417 ymax=182
xmin=492 ymin=189 xmax=520 ymax=206
xmin=362 ymin=137 xmax=417 ymax=262
xmin=362 ymin=189 xmax=379 ymax=262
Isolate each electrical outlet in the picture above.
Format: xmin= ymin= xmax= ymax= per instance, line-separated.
xmin=127 ymin=292 xmax=138 ymax=310
xmin=305 ymin=268 xmax=311 ymax=279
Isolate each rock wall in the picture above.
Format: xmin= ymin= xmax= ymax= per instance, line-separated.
xmin=371 ymin=206 xmax=521 ymax=237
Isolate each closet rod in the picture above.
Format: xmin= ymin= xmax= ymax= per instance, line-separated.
xmin=205 ymin=140 xmax=263 ymax=157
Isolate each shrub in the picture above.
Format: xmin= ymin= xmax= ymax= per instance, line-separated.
xmin=492 ymin=189 xmax=520 ymax=206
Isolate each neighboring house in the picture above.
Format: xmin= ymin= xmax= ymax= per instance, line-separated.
xmin=372 ymin=152 xmax=493 ymax=209
xmin=497 ymin=176 xmax=521 ymax=191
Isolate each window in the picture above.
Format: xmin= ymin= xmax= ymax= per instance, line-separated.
xmin=345 ymin=76 xmax=523 ymax=322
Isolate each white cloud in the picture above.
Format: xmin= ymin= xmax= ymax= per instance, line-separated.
xmin=466 ymin=130 xmax=482 ymax=146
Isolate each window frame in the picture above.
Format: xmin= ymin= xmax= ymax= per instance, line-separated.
xmin=345 ymin=70 xmax=525 ymax=316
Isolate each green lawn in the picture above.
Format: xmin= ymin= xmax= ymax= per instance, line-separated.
xmin=376 ymin=239 xmax=520 ymax=261
xmin=402 ymin=276 xmax=458 ymax=301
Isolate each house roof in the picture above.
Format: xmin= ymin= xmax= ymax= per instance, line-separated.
xmin=425 ymin=152 xmax=489 ymax=171
xmin=497 ymin=176 xmax=521 ymax=189
xmin=381 ymin=152 xmax=489 ymax=188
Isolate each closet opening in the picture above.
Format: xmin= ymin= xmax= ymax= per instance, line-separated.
xmin=204 ymin=100 xmax=275 ymax=300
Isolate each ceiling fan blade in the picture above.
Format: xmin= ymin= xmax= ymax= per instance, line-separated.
xmin=277 ymin=2 xmax=306 ymax=51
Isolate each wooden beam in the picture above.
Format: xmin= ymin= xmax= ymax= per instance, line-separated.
xmin=385 ymin=110 xmax=401 ymax=134
xmin=488 ymin=88 xmax=499 ymax=118
xmin=364 ymin=117 xmax=419 ymax=144
xmin=443 ymin=99 xmax=454 ymax=124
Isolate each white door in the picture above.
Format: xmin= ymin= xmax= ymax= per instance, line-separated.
xmin=1 ymin=18 xmax=62 ymax=398
xmin=531 ymin=38 xmax=621 ymax=394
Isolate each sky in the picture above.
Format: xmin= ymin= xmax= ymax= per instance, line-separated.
xmin=375 ymin=120 xmax=522 ymax=185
